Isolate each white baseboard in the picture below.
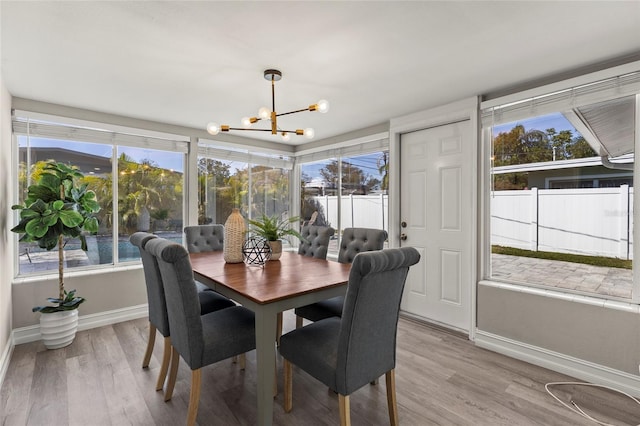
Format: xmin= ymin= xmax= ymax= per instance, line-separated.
xmin=11 ymin=304 xmax=149 ymax=345
xmin=0 ymin=336 xmax=13 ymax=391
xmin=475 ymin=329 xmax=640 ymax=397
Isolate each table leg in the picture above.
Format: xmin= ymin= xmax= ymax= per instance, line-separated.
xmin=255 ymin=307 xmax=277 ymax=426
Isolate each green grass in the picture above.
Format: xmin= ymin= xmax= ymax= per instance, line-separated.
xmin=491 ymin=245 xmax=632 ymax=269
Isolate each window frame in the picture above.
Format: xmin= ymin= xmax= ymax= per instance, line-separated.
xmin=295 ymin=136 xmax=390 ymax=259
xmin=12 ymin=113 xmax=188 ymax=278
xmin=480 ymin=65 xmax=640 ymax=304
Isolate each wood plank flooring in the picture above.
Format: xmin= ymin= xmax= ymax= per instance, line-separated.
xmin=2 ymin=312 xmax=639 ymax=425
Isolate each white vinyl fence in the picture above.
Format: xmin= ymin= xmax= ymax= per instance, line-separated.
xmin=491 ymin=185 xmax=633 ymax=260
xmin=310 ymin=194 xmax=389 ymax=232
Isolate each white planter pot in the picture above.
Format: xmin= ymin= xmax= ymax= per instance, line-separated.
xmin=268 ymin=240 xmax=282 ymax=260
xmin=39 ymin=310 xmax=79 ymax=349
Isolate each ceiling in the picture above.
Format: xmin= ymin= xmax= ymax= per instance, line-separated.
xmin=2 ymin=1 xmax=640 ymax=148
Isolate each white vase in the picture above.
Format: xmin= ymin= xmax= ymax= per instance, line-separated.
xmin=39 ymin=310 xmax=79 ymax=349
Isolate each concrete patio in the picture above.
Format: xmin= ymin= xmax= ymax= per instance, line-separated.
xmin=491 ymin=253 xmax=634 ymax=299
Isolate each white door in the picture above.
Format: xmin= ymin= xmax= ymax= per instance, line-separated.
xmin=400 ymin=120 xmax=473 ymax=332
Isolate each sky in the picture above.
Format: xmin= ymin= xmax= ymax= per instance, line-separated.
xmin=19 ymin=137 xmax=185 ymax=172
xmin=493 ymin=112 xmax=578 ymax=136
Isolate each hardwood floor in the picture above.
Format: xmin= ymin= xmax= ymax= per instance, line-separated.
xmin=2 ymin=312 xmax=639 ymax=425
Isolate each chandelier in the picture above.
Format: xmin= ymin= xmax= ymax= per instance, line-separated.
xmin=206 ymin=69 xmax=329 ymax=141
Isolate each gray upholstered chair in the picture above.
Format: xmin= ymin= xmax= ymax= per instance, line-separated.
xmin=146 ymin=238 xmax=256 ymax=426
xmin=297 ymin=225 xmax=335 ymax=259
xmin=129 ymin=232 xmax=235 ymax=394
xmin=184 ymin=224 xmax=247 ymax=367
xmin=184 ymin=224 xmax=224 ymax=253
xmin=275 ymin=225 xmax=336 ymax=345
xmin=184 ymin=224 xmax=232 ymax=295
xmin=279 ymin=247 xmax=420 ymax=426
xmin=294 ymin=227 xmax=388 ymax=327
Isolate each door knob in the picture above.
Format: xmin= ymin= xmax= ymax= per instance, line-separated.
xmin=400 ymin=233 xmax=407 ymax=241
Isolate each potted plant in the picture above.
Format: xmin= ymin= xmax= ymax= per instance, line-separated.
xmin=11 ymin=160 xmax=100 ymax=349
xmin=248 ymin=214 xmax=303 ymax=260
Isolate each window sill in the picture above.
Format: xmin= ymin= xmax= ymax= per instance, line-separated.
xmin=12 ymin=263 xmax=143 ymax=285
xmin=479 ymin=279 xmax=640 ymax=313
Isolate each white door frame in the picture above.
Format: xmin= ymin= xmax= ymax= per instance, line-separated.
xmin=389 ymin=97 xmax=479 ymax=340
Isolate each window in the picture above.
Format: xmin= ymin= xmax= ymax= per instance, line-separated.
xmin=14 ymin=116 xmax=186 ymax=276
xmin=299 ymin=144 xmax=389 ymax=257
xmin=197 ymin=142 xmax=293 ymax=243
xmin=482 ymin=72 xmax=639 ymax=301
xmin=116 ymin=147 xmax=185 ymax=262
xmin=197 ymin=157 xmax=248 ymax=224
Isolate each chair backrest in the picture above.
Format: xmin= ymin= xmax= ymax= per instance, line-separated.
xmin=335 ymin=247 xmax=420 ymax=395
xmin=298 ymin=225 xmax=335 ymax=259
xmin=146 ymin=238 xmax=205 ymax=369
xmin=184 ymin=224 xmax=224 ymax=253
xmin=337 ymin=228 xmax=388 ymax=264
xmin=129 ymin=232 xmax=170 ymax=337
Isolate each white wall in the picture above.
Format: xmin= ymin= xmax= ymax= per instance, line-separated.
xmin=0 ymin=63 xmax=14 ymax=384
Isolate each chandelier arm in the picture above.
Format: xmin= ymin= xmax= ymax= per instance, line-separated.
xmin=276 ymin=107 xmax=313 ymax=117
xmin=224 ymin=127 xmax=275 ymax=132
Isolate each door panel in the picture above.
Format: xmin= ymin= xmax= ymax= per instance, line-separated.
xmin=400 ymin=121 xmax=472 ymax=332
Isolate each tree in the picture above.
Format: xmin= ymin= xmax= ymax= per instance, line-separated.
xmin=377 ymin=152 xmax=389 ymax=192
xmin=492 ymin=124 xmax=597 ymax=190
xmin=117 ymin=154 xmax=183 ymax=234
xmin=250 ymin=165 xmax=290 ymax=218
xmin=198 ymin=158 xmax=232 ymax=224
xmin=318 ymin=159 xmax=376 ymax=194
xmin=567 ymin=136 xmax=596 ymax=159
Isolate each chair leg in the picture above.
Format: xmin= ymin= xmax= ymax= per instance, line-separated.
xmin=186 ymin=369 xmax=202 ymax=426
xmin=239 ymin=353 xmax=246 ymax=370
xmin=283 ymin=359 xmax=293 ymax=412
xmin=142 ymin=322 xmax=156 ymax=368
xmin=274 ymin=360 xmax=278 ymax=397
xmin=276 ymin=311 xmax=283 ymax=346
xmin=156 ymin=336 xmax=172 ymax=391
xmin=295 ymin=315 xmax=303 ymax=329
xmin=338 ymin=394 xmax=351 ymax=426
xmin=164 ymin=346 xmax=180 ymax=402
xmin=385 ymin=369 xmax=398 ymax=426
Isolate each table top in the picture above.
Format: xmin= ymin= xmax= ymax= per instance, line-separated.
xmin=189 ymin=251 xmax=352 ymax=305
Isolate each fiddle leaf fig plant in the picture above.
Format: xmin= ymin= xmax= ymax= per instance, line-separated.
xmin=11 ymin=160 xmax=101 ymax=313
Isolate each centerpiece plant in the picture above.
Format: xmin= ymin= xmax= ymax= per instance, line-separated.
xmin=11 ymin=160 xmax=100 ymax=314
xmin=248 ymin=214 xmax=303 ymax=260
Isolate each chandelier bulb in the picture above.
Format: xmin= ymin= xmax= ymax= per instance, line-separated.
xmin=281 ymin=132 xmax=291 ymax=142
xmin=206 ymin=122 xmax=221 ymax=135
xmin=258 ymin=107 xmax=271 ymax=120
xmin=317 ymin=99 xmax=330 ymax=113
xmin=241 ymin=117 xmax=252 ymax=128
xmin=304 ymin=128 xmax=315 ymax=139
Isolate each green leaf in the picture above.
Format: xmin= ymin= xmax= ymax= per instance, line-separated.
xmin=25 ymin=218 xmax=51 ymax=238
xmin=39 ymin=173 xmax=63 ymax=192
xmin=19 ymin=209 xmax=41 ymax=220
xmin=83 ymin=217 xmax=99 ymax=233
xmin=26 ymin=198 xmax=49 ymax=214
xmin=58 ymin=210 xmax=84 ymax=227
xmin=26 ymin=185 xmax=58 ymax=203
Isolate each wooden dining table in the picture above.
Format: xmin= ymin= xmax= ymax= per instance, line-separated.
xmin=189 ymin=250 xmax=351 ymax=426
